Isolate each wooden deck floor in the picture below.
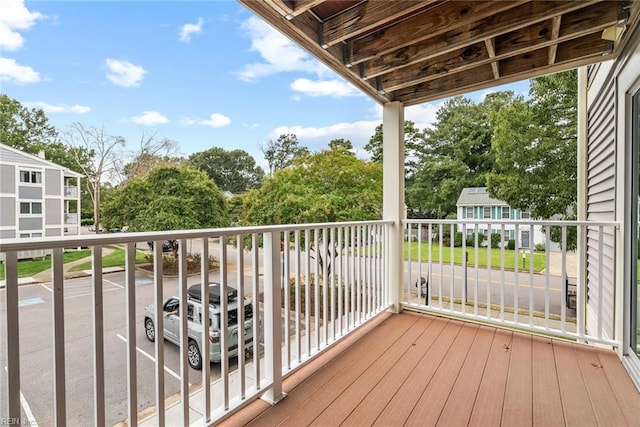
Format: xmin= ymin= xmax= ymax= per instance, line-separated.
xmin=222 ymin=311 xmax=640 ymax=426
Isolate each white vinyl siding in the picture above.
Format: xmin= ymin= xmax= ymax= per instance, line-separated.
xmin=586 ymin=75 xmax=616 ymax=340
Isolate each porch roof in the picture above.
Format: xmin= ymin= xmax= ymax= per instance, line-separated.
xmin=238 ymin=1 xmax=640 ymax=106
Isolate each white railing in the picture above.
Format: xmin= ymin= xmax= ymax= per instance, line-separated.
xmin=64 ymin=186 xmax=78 ymax=198
xmin=0 ymin=221 xmax=391 ymax=426
xmin=64 ymin=213 xmax=78 ymax=224
xmin=403 ymin=219 xmax=619 ymax=346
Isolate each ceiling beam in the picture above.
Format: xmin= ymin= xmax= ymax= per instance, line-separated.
xmin=485 ymin=39 xmax=500 ymax=79
xmin=347 ymin=1 xmax=526 ymax=66
xmin=547 ymin=16 xmax=562 ymax=65
xmin=376 ymin=9 xmax=618 ymax=94
xmin=320 ymin=0 xmax=440 ymax=47
xmin=359 ymin=0 xmax=600 ymax=79
xmin=267 ymin=0 xmax=326 ymax=19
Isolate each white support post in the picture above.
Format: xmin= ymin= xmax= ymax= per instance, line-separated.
xmin=383 ymin=101 xmax=405 ymax=313
xmin=262 ymin=231 xmax=286 ymax=405
xmin=577 ymin=67 xmax=588 ymax=340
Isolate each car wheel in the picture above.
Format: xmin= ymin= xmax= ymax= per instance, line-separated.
xmin=145 ymin=318 xmax=155 ymax=342
xmin=188 ymin=340 xmax=202 ymax=370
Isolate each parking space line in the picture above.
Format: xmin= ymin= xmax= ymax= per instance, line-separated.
xmin=4 ymin=366 xmax=38 ymax=426
xmin=104 ymin=279 xmax=124 ymax=289
xmin=116 ymin=334 xmax=189 ymax=384
xmin=64 ymin=286 xmax=121 ymax=300
xmin=40 ymin=284 xmax=52 ymax=293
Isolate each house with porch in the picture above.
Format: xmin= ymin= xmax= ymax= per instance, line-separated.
xmin=2 ymin=1 xmax=640 ymax=426
xmin=456 ymin=186 xmax=557 ymax=250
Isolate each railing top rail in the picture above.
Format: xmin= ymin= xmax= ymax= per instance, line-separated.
xmin=0 ymin=220 xmax=393 ymax=252
xmin=403 ymin=219 xmax=620 ymax=228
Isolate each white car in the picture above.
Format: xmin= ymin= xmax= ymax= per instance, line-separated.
xmin=144 ymin=283 xmax=254 ymax=370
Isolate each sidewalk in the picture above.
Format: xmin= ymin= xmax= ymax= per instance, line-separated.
xmin=0 ymin=247 xmax=119 ymax=287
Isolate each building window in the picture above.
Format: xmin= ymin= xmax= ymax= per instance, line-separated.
xmin=466 ymin=207 xmax=473 ymax=219
xmin=19 ymin=170 xmax=42 ymax=184
xmin=483 ymin=207 xmax=491 ymax=218
xmin=521 ymin=211 xmax=530 ymax=219
xmin=20 ymin=232 xmax=42 ymax=238
xmin=501 ymin=206 xmax=510 ymax=219
xmin=20 ymin=202 xmax=42 ymax=214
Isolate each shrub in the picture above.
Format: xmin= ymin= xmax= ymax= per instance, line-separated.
xmin=453 ymin=232 xmax=463 ymax=247
xmin=81 ymin=218 xmax=94 ymax=226
xmin=490 ymin=233 xmax=501 ymax=249
xmin=507 ymin=239 xmax=516 ymax=250
xmin=535 ymin=243 xmax=546 ymax=252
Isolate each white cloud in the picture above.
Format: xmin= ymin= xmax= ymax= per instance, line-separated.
xmin=179 ymin=17 xmax=203 ymax=42
xmin=0 ymin=57 xmax=40 ymax=84
xmin=0 ymin=0 xmax=44 ymax=51
xmin=131 ymin=111 xmax=169 ymax=125
xmin=198 ymin=113 xmax=231 ymax=128
xmin=272 ymin=120 xmax=379 ymax=154
xmin=105 ymin=58 xmax=147 ymax=87
xmin=24 ymin=101 xmax=90 ymax=114
xmin=180 ymin=117 xmax=197 ymax=126
xmin=238 ymin=16 xmax=327 ymax=82
xmin=368 ymin=101 xmax=441 ymax=130
xmin=290 ymin=78 xmax=359 ymax=98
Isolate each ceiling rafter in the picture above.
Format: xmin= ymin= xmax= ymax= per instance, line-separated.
xmin=548 ymin=16 xmax=563 ymax=65
xmin=360 ymin=0 xmax=601 ymax=80
xmin=347 ymin=1 xmax=526 ymax=66
xmin=319 ymin=0 xmax=441 ymax=48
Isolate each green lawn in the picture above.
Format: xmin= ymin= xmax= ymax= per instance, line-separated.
xmin=0 ymin=249 xmax=91 ymax=280
xmin=405 ymin=242 xmax=547 ymax=272
xmin=69 ymin=247 xmax=147 ymax=271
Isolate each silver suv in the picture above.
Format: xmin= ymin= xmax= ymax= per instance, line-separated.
xmin=144 ymin=283 xmax=254 ymax=370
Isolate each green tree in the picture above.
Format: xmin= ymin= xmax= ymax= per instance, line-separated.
xmin=328 ymin=138 xmax=354 ymax=154
xmin=486 ymin=70 xmax=577 ymax=219
xmin=102 ymin=167 xmax=229 ymax=254
xmin=259 ymin=134 xmax=309 ymax=176
xmin=363 ymin=120 xmax=424 ymax=176
xmin=408 ymin=94 xmax=510 ymax=218
xmin=189 ymin=147 xmax=265 ymax=193
xmin=243 ymin=148 xmax=382 ymax=225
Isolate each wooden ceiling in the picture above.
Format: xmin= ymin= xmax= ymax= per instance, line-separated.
xmin=239 ymin=0 xmax=640 ymax=106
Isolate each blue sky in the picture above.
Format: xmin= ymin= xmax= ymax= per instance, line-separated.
xmin=1 ymin=0 xmax=529 ymax=171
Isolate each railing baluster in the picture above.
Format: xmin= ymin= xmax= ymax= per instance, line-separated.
xmin=201 ymin=237 xmax=212 ymax=418
xmin=314 ymin=228 xmax=320 ymax=350
xmin=529 ymin=224 xmax=535 ymax=327
xmin=4 ymin=251 xmax=20 ymax=422
xmin=219 ymin=236 xmax=229 ymax=410
xmin=177 ymin=238 xmax=189 ymax=425
xmin=329 ymin=227 xmax=335 ymax=339
xmin=153 ymin=242 xmax=165 ymax=426
xmin=474 ymin=223 xmax=479 ymax=316
xmin=561 ymin=227 xmax=567 ymax=334
xmin=283 ymin=231 xmax=291 ymax=368
xmin=487 ymin=224 xmax=492 ymax=320
xmin=304 ymin=230 xmax=311 ymax=355
xmin=294 ymin=230 xmax=302 ymax=362
xmin=236 ymin=234 xmax=246 ymax=397
xmin=427 ymin=223 xmax=432 ymax=306
xmin=438 ymin=224 xmax=443 ymax=309
xmin=500 ymin=224 xmax=505 ymax=321
xmin=337 ymin=227 xmax=343 ymax=334
xmin=92 ymin=245 xmax=105 ymax=427
xmin=597 ymin=226 xmax=604 ymax=341
xmin=251 ymin=234 xmax=261 ymax=388
xmin=544 ymin=225 xmax=551 ymax=330
xmin=514 ymin=224 xmax=519 ymax=325
xmin=52 ymin=247 xmax=66 ymax=425
xmin=125 ymin=242 xmax=137 ymax=427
